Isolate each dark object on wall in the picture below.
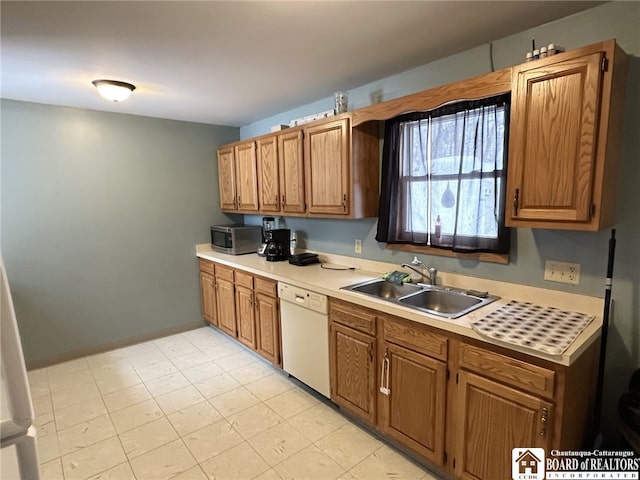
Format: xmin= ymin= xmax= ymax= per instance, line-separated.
xmin=592 ymin=229 xmax=616 ymax=448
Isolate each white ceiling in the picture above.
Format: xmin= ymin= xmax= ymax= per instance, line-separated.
xmin=1 ymin=1 xmax=602 ymax=127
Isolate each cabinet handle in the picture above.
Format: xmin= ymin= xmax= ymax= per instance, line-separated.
xmin=275 ymin=195 xmax=279 ymax=208
xmin=237 ymin=195 xmax=241 ymax=208
xmin=281 ymin=195 xmax=285 ymax=207
xmin=342 ymin=193 xmax=347 ymax=212
xmin=379 ymin=347 xmax=390 ymax=396
xmin=513 ymin=188 xmax=520 ymax=216
xmin=540 ymin=407 xmax=549 ymax=437
xmin=368 ymin=343 xmax=374 ymax=363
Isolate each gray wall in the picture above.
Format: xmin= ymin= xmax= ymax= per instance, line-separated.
xmin=241 ymin=2 xmax=640 ymax=442
xmin=1 ymin=100 xmax=238 ymax=366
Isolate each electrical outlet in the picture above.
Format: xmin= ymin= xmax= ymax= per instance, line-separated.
xmin=355 ymin=239 xmax=362 ymax=254
xmin=544 ymin=260 xmax=581 ymax=285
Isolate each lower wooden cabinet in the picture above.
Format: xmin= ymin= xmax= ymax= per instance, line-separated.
xmin=329 ymin=321 xmax=377 ymax=424
xmin=454 ymin=371 xmax=552 ymax=480
xmin=380 ymin=342 xmax=447 ymax=466
xmin=235 ymin=284 xmax=257 ymax=349
xmin=199 ymin=271 xmax=217 ymax=326
xmin=198 ymin=260 xmax=217 ymax=326
xmin=198 ymin=260 xmax=281 ymax=366
xmin=255 ymin=290 xmax=280 ymax=365
xmin=328 ymin=298 xmax=599 ymax=480
xmin=215 ymin=276 xmax=236 ymax=337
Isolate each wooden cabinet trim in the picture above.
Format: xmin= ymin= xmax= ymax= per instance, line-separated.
xmin=214 ymin=264 xmax=234 ymax=283
xmin=198 ymin=259 xmax=215 ymax=275
xmin=329 ymin=299 xmax=376 ymax=335
xmin=382 ymin=316 xmax=448 ymax=361
xmin=254 ymin=276 xmax=277 ymax=297
xmin=351 ymin=68 xmax=511 ymax=126
xmin=459 ymin=343 xmax=555 ymax=399
xmin=234 ymin=270 xmax=254 ymax=289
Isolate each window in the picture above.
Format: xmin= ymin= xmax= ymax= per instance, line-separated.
xmin=376 ymin=94 xmax=510 ymax=254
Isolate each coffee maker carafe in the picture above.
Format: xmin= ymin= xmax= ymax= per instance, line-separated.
xmin=257 ymin=217 xmax=275 ymax=257
xmin=265 ymin=228 xmax=290 ymax=262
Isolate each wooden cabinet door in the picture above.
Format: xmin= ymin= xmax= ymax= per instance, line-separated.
xmin=200 ymin=272 xmax=217 ymax=326
xmin=507 ymin=51 xmax=603 ymax=225
xmin=234 ymin=141 xmax=259 ymax=212
xmin=235 ymin=285 xmax=256 ymax=349
xmin=304 ymin=119 xmax=350 ymax=215
xmin=215 ymin=278 xmax=237 ymax=337
xmin=455 ymin=371 xmax=553 ymax=480
xmin=255 ymin=292 xmax=280 ymax=365
xmin=329 ymin=321 xmax=376 ymax=424
xmin=381 ymin=343 xmax=446 ymax=466
xmin=257 ymin=136 xmax=280 ymax=212
xmin=278 ymin=130 xmax=305 ymax=213
xmin=218 ymin=146 xmax=237 ymax=210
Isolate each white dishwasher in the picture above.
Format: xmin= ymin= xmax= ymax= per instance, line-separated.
xmin=278 ymin=282 xmax=330 ymax=398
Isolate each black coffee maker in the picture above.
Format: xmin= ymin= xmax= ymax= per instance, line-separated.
xmin=265 ymin=228 xmax=290 ymax=262
xmin=257 ymin=216 xmax=275 ymax=257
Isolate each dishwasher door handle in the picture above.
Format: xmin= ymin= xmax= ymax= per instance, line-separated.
xmin=294 ymin=295 xmax=305 ymax=304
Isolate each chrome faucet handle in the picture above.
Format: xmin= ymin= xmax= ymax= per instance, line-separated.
xmin=411 ymin=256 xmax=424 ymax=267
xmin=428 ymin=267 xmax=438 ymax=285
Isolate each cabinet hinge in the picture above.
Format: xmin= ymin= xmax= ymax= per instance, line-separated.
xmin=601 ymin=57 xmax=609 ymax=72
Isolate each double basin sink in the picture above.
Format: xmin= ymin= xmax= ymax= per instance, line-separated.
xmin=341 ymin=278 xmax=499 ymax=319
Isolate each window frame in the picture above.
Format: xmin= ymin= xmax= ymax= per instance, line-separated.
xmin=376 ymin=93 xmax=511 ymax=260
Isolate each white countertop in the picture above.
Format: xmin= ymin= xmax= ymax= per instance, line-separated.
xmin=196 ymin=244 xmax=603 ymax=366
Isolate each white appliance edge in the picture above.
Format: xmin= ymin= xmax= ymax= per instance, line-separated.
xmin=1 ymin=253 xmax=40 ymax=479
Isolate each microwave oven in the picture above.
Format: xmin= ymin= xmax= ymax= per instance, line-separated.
xmin=210 ymin=225 xmax=262 ymax=255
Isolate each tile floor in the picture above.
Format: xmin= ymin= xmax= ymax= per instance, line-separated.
xmin=28 ymin=326 xmax=442 ymax=480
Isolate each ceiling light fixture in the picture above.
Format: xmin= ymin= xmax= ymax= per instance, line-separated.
xmin=91 ymin=79 xmax=136 ymax=102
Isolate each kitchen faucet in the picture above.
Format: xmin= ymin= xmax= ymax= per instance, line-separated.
xmin=401 ymin=256 xmax=438 ymax=285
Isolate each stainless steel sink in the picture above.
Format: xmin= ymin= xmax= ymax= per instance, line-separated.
xmin=347 ymin=278 xmax=422 ymax=299
xmin=341 ymin=278 xmax=499 ymax=319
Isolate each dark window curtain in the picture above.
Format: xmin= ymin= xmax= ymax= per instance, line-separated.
xmin=376 ymin=94 xmax=511 ymax=254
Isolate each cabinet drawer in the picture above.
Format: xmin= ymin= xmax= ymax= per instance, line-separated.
xmin=459 ymin=343 xmax=555 ymax=398
xmin=214 ymin=264 xmax=234 ymax=282
xmin=199 ymin=259 xmax=214 ymax=275
xmin=383 ymin=318 xmax=447 ymax=361
xmin=234 ymin=270 xmax=253 ymax=289
xmin=329 ymin=299 xmax=376 ymax=335
xmin=254 ymin=276 xmax=277 ymax=297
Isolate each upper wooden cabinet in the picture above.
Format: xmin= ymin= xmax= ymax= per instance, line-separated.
xmin=256 ymin=135 xmax=280 ymax=212
xmin=217 ymin=141 xmax=259 ymax=212
xmin=304 ymin=118 xmax=350 ymax=215
xmin=217 ymin=146 xmax=237 ymax=211
xmin=256 ymin=130 xmax=305 ymax=214
xmin=218 ymin=114 xmax=379 ymax=218
xmin=507 ymin=39 xmax=628 ymax=230
xmin=278 ymin=130 xmax=306 ymax=214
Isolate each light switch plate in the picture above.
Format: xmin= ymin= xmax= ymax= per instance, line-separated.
xmin=544 ymin=260 xmax=581 ymax=285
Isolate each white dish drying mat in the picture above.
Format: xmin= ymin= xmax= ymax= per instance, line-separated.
xmin=469 ymin=300 xmax=595 ymax=355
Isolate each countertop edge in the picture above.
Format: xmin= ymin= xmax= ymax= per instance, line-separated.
xmin=196 ymin=245 xmax=603 ymax=367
